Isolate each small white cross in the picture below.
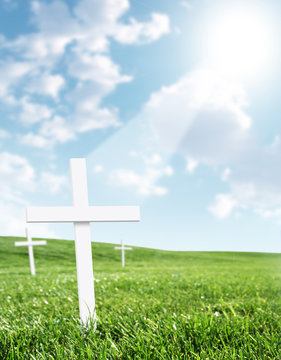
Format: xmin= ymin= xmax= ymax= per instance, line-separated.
xmin=14 ymin=227 xmax=47 ymax=276
xmin=26 ymin=158 xmax=140 ymax=326
xmin=114 ymin=240 xmax=132 ymax=267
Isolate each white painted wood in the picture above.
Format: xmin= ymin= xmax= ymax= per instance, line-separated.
xmin=26 ymin=206 xmax=140 ymax=223
xmin=14 ymin=227 xmax=46 ymax=276
xmin=70 ymin=159 xmax=96 ymax=327
xmin=26 ymin=158 xmax=140 ymax=327
xmin=114 ymin=240 xmax=132 ymax=267
xmin=74 ymin=222 xmax=95 ymax=325
xmin=14 ymin=240 xmax=47 ymax=247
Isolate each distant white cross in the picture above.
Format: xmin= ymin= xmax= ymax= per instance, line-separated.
xmin=26 ymin=158 xmax=140 ymax=326
xmin=114 ymin=240 xmax=132 ymax=267
xmin=14 ymin=227 xmax=46 ymax=276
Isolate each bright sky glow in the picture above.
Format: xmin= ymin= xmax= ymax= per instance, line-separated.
xmin=204 ymin=6 xmax=275 ymax=80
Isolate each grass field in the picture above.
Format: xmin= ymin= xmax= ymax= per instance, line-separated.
xmin=0 ymin=236 xmax=280 ymax=359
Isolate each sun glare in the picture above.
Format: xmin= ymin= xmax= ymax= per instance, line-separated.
xmin=204 ymin=6 xmax=274 ymax=80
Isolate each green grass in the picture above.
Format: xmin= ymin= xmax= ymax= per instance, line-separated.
xmin=0 ymin=236 xmax=280 ymax=359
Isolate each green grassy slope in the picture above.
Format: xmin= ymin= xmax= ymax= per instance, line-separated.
xmin=0 ymin=236 xmax=280 ymax=359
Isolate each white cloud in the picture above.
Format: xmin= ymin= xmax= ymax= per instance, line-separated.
xmin=26 ymin=72 xmax=65 ymax=98
xmin=0 ymin=200 xmax=28 ymax=236
xmin=20 ymin=116 xmax=76 ymax=149
xmin=75 ymin=105 xmax=120 ymax=133
xmin=31 ymin=0 xmax=78 ymax=36
xmin=20 ymin=133 xmax=50 ymax=148
xmin=221 ymin=168 xmax=231 ymax=182
xmin=0 ymin=199 xmax=57 ymax=238
xmin=208 ymin=134 xmax=281 ymax=220
xmin=186 ymin=157 xmax=198 ymax=173
xmin=93 ymin=165 xmax=104 ymax=173
xmin=40 ymin=171 xmax=68 ymax=194
xmin=74 ymin=0 xmax=130 ymax=27
xmin=19 ymin=97 xmax=53 ymax=125
xmin=230 ymin=148 xmax=281 ymax=210
xmin=255 ymin=208 xmax=281 ymax=225
xmin=0 ymin=152 xmax=35 ymax=191
xmin=68 ymin=82 xmax=121 ymax=132
xmin=0 ymin=0 xmax=170 ymax=151
xmin=110 ymin=164 xmax=173 ymax=196
xmin=0 ymin=151 xmax=65 ymax=237
xmin=40 ymin=116 xmax=76 ymax=144
xmin=102 ymin=68 xmax=252 ymax=201
xmin=0 ymin=60 xmax=32 ymax=97
xmin=145 ymin=153 xmax=163 ymax=166
xmin=180 ymin=1 xmax=192 ymax=9
xmin=0 ymin=129 xmax=10 ymax=140
xmin=0 ymin=148 xmax=70 ymax=238
xmin=68 ymin=53 xmax=132 ymax=87
xmin=143 ymin=69 xmax=252 ymax=166
xmin=208 ymin=193 xmax=237 ymax=219
xmin=114 ymin=13 xmax=170 ymax=44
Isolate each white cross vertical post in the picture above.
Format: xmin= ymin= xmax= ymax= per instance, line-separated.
xmin=114 ymin=240 xmax=132 ymax=267
xmin=14 ymin=227 xmax=47 ymax=275
xmin=70 ymin=159 xmax=96 ymax=326
xmin=26 ymin=158 xmax=140 ymax=326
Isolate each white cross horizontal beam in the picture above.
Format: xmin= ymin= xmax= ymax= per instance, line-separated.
xmin=114 ymin=247 xmax=132 ymax=250
xmin=15 ymin=240 xmax=47 ymax=247
xmin=26 ymin=206 xmax=140 ymax=223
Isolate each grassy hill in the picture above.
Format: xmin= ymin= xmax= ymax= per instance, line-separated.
xmin=0 ymin=236 xmax=280 ymax=359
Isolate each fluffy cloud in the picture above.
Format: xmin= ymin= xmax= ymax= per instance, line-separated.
xmin=0 ymin=152 xmax=36 ymax=235
xmin=74 ymin=0 xmax=129 ymax=27
xmin=0 ymin=151 xmax=68 ymax=197
xmin=142 ymin=68 xmax=281 ymax=221
xmin=0 ymin=0 xmax=170 ymax=148
xmin=221 ymin=168 xmax=231 ymax=182
xmin=40 ymin=172 xmax=68 ymax=194
xmin=186 ymin=157 xmax=198 ymax=173
xmin=0 ymin=151 xmax=66 ymax=237
xmin=137 ymin=68 xmax=281 ymax=216
xmin=20 ymin=116 xmax=75 ymax=148
xmin=0 ymin=199 xmax=58 ymax=238
xmin=68 ymin=54 xmax=132 ymax=87
xmin=114 ymin=13 xmax=170 ymax=44
xmin=208 ymin=194 xmax=237 ymax=219
xmin=180 ymin=1 xmax=192 ymax=9
xmin=105 ymin=69 xmax=252 ymax=199
xmin=0 ymin=129 xmax=10 ymax=140
xmin=0 ymin=60 xmax=32 ymax=97
xmin=0 ymin=200 xmax=26 ymax=236
xmin=68 ymin=82 xmax=121 ymax=132
xmin=0 ymin=152 xmax=35 ymax=191
xmin=139 ymin=69 xmax=281 ymax=220
xmin=40 ymin=116 xmax=76 ymax=144
xmin=20 ymin=133 xmax=50 ymax=148
xmin=19 ymin=97 xmax=53 ymax=125
xmin=26 ymin=72 xmax=65 ymax=98
xmin=110 ymin=164 xmax=173 ymax=196
xmin=143 ymin=69 xmax=252 ymax=166
xmin=93 ymin=164 xmax=104 ymax=173
xmin=206 ymin=133 xmax=281 ymax=220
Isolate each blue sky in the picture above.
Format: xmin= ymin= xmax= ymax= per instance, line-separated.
xmin=1 ymin=0 xmax=281 ymax=252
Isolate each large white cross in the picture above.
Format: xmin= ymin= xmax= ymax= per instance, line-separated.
xmin=114 ymin=240 xmax=132 ymax=267
xmin=14 ymin=227 xmax=47 ymax=276
xmin=26 ymin=158 xmax=140 ymax=326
